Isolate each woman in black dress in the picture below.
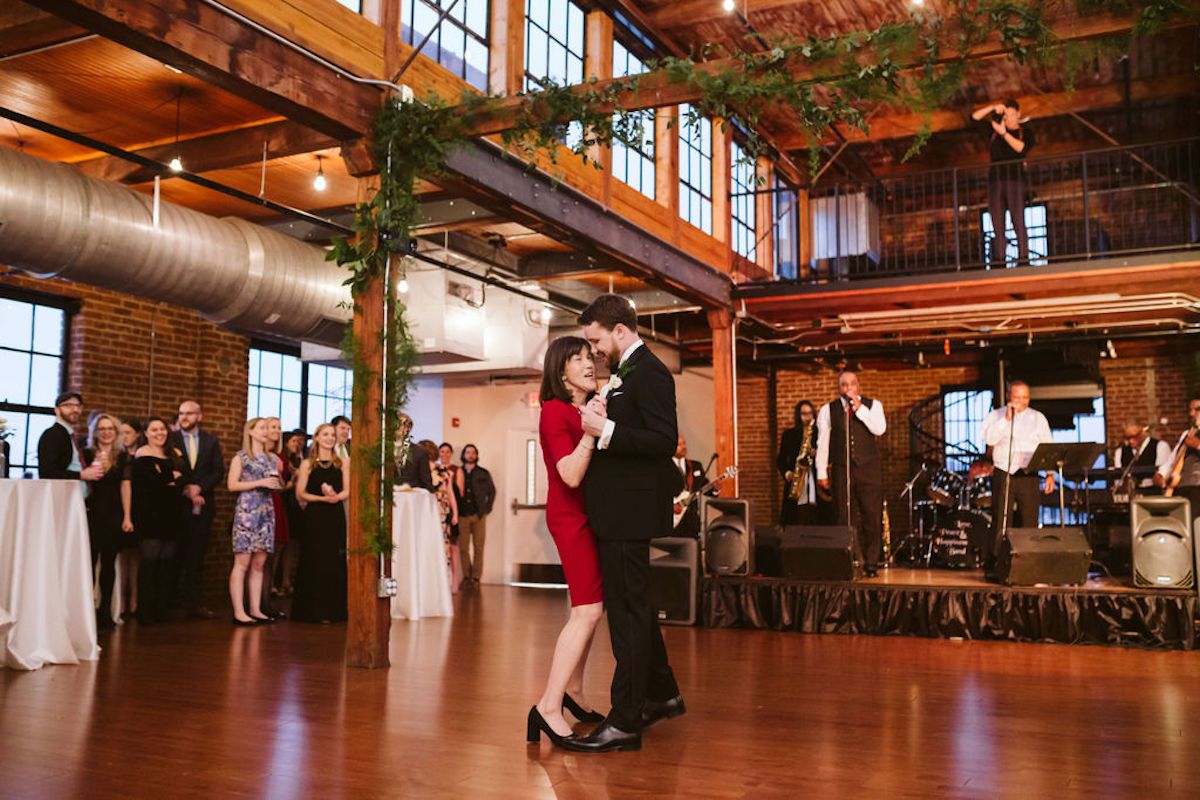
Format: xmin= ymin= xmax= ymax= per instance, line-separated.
xmin=292 ymin=423 xmax=350 ymax=624
xmin=84 ymin=414 xmax=133 ymax=629
xmin=129 ymin=417 xmax=187 ymax=625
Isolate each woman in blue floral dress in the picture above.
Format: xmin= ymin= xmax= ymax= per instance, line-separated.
xmin=226 ymin=417 xmax=281 ymax=625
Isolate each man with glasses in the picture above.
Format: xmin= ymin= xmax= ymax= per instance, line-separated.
xmin=1155 ymin=399 xmax=1200 ymax=517
xmin=38 ymin=392 xmax=103 ymax=488
xmin=168 ymin=400 xmax=224 ymax=620
xmin=1114 ymin=422 xmax=1171 ymax=495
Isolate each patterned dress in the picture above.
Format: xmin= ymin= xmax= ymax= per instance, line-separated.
xmin=232 ymin=450 xmax=275 ymax=554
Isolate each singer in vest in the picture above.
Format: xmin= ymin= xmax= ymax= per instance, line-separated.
xmin=1154 ymin=398 xmax=1200 ymax=518
xmin=816 ymin=371 xmax=887 ymax=577
xmin=1114 ymin=423 xmax=1171 ymax=494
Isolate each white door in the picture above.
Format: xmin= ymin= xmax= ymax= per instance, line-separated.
xmin=502 ymin=426 xmax=556 ymax=582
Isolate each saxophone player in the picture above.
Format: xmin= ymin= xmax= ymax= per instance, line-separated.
xmin=777 ymin=400 xmax=819 ymax=525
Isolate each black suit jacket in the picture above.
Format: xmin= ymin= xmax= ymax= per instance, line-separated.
xmin=584 ymin=344 xmax=678 ymax=541
xmin=397 ymin=444 xmax=435 ymax=492
xmin=168 ymin=428 xmax=225 ymax=502
xmin=37 ymin=421 xmax=80 ymax=479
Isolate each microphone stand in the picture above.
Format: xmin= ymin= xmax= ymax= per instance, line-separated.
xmin=844 ymin=397 xmax=855 ymax=562
xmin=997 ymin=405 xmax=1016 ymax=570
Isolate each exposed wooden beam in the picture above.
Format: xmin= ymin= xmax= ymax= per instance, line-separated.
xmin=777 ymin=74 xmax=1198 ymax=149
xmin=69 ymin=119 xmax=338 ymax=183
xmin=648 ymin=0 xmax=810 ymax=30
xmin=0 ymin=3 xmax=89 ymax=58
xmin=36 ymin=0 xmax=382 ymax=140
xmin=461 ymin=12 xmax=1158 ymax=138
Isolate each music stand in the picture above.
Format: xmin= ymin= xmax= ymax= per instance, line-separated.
xmin=1026 ymin=442 xmax=1106 ymax=527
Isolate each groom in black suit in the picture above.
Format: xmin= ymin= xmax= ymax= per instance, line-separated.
xmin=565 ymin=294 xmax=684 ymax=753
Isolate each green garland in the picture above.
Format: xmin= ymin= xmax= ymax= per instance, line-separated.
xmin=327 ymin=0 xmax=1195 ymax=557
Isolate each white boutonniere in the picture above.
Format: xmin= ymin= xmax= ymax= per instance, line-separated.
xmin=598 ymin=361 xmax=635 ymax=400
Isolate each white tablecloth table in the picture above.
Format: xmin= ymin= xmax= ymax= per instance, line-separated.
xmin=0 ymin=479 xmax=99 ymax=670
xmin=390 ymin=488 xmax=454 ymax=620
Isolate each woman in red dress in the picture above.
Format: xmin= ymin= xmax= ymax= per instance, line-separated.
xmin=527 ymin=336 xmax=607 ymax=749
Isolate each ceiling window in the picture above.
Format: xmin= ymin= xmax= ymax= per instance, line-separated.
xmin=402 ymin=0 xmax=490 ymax=92
xmin=730 ymin=141 xmax=757 ymax=261
xmin=678 ymin=104 xmax=713 ymax=235
xmin=611 ymin=38 xmax=655 ymax=200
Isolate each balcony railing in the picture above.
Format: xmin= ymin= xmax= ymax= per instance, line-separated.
xmin=776 ymin=137 xmax=1200 ymax=283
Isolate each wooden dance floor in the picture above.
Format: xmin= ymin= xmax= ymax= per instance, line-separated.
xmin=4 ymin=585 xmax=1200 ymax=798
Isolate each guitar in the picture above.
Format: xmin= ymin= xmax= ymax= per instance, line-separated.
xmin=673 ymin=466 xmax=738 ymax=528
xmin=1164 ymin=424 xmax=1199 ymax=497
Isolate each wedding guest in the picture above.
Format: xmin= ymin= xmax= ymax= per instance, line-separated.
xmin=120 ymin=419 xmax=144 ymax=454
xmin=394 ymin=414 xmax=434 ymax=491
xmin=168 ymin=400 xmax=224 ymax=620
xmin=274 ymin=429 xmax=307 ymax=598
xmin=118 ymin=417 xmax=144 ymax=617
xmin=84 ymin=413 xmax=133 ymax=630
xmin=226 ymin=418 xmax=280 ymax=626
xmin=424 ymin=440 xmax=460 ymax=592
xmin=527 ymin=335 xmax=606 ymax=747
xmin=457 ymin=443 xmax=495 ymax=588
xmin=332 ymin=415 xmax=351 ymax=460
xmin=292 ymin=423 xmax=349 ymax=624
xmin=129 ymin=417 xmax=187 ymax=625
xmin=38 ymin=392 xmax=103 ymax=485
xmin=259 ymin=417 xmax=291 ymax=617
xmin=438 ymin=442 xmax=461 ymax=544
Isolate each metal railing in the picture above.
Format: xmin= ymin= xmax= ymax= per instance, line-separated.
xmin=796 ymin=137 xmax=1200 ymax=281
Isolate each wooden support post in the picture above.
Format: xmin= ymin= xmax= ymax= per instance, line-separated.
xmin=344 ymin=180 xmax=392 ymax=670
xmin=585 ymin=10 xmax=613 ymax=205
xmin=708 ymin=308 xmax=738 ymax=497
xmin=756 ymin=160 xmax=774 ymax=277
xmin=797 ymin=187 xmax=811 ymax=280
xmin=712 ymin=118 xmax=731 ymax=272
xmin=491 ymin=0 xmax=525 ymax=96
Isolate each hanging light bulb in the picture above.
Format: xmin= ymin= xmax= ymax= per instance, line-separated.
xmin=722 ymin=0 xmax=735 ymax=11
xmin=398 ymin=277 xmax=409 ymax=294
xmin=540 ymin=306 xmax=552 ymax=324
xmin=168 ymin=88 xmax=184 ymax=173
xmin=168 ymin=155 xmax=183 ymax=172
xmin=313 ymin=155 xmax=327 ymax=191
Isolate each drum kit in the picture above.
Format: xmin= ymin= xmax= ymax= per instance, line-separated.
xmin=899 ymin=466 xmax=992 ymax=569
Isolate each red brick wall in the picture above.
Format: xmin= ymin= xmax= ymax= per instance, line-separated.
xmin=1 ymin=272 xmax=250 ymax=608
xmin=738 ymin=345 xmax=1200 ymax=538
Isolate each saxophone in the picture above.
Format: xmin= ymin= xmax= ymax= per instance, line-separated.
xmin=882 ymin=499 xmax=891 ymax=565
xmin=789 ymin=421 xmax=815 ymax=500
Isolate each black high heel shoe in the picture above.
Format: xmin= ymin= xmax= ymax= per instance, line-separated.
xmin=527 ymin=706 xmax=577 ymax=748
xmin=562 ymin=694 xmax=605 ymax=723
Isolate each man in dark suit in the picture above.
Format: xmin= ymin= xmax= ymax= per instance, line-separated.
xmin=394 ymin=413 xmax=434 ymax=491
xmin=38 ymin=391 xmax=102 ymax=485
xmin=566 ymin=294 xmax=684 ymax=753
xmin=666 ymin=434 xmax=707 ymax=538
xmin=168 ymin=400 xmax=224 ymax=619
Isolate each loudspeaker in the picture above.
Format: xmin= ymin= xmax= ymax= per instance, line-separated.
xmin=1131 ymin=496 xmax=1193 ymax=588
xmin=700 ymin=497 xmax=753 ymax=576
xmin=754 ymin=526 xmax=783 ymax=578
xmin=997 ymin=527 xmax=1091 ymax=586
xmin=649 ymin=537 xmax=699 ymax=626
xmin=779 ymin=525 xmax=860 ymax=581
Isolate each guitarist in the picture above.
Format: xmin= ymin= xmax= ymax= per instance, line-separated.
xmin=666 ymin=435 xmax=708 ymax=538
xmin=1154 ymin=398 xmax=1200 ymax=517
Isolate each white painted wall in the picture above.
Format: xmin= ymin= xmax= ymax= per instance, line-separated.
xmin=404 ymin=377 xmax=444 ymax=444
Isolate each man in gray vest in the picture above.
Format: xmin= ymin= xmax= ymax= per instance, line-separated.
xmin=816 ymin=370 xmax=887 ymax=577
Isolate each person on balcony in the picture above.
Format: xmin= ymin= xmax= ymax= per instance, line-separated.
xmin=973 ymin=99 xmax=1034 ymax=267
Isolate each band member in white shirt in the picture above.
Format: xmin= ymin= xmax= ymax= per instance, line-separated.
xmin=981 ymin=380 xmax=1054 ymax=568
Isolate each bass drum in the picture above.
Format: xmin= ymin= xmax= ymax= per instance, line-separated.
xmin=927 ymin=469 xmax=965 ymax=507
xmin=932 ymin=509 xmax=991 ymax=569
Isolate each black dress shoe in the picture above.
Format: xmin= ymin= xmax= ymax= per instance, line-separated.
xmin=864 ymin=566 xmax=879 ymax=578
xmin=232 ymin=617 xmax=258 ymax=627
xmin=250 ymin=614 xmax=277 ymax=624
xmin=559 ymin=720 xmax=641 ymax=753
xmin=526 ymin=706 xmax=578 ymax=749
xmin=563 ymin=693 xmax=605 ymax=723
xmin=641 ymin=695 xmax=686 ymax=728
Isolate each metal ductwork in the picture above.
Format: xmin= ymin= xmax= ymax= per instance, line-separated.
xmin=0 ymin=147 xmax=349 ymax=345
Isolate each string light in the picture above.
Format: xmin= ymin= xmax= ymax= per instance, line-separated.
xmin=313 ymin=154 xmax=327 ymax=191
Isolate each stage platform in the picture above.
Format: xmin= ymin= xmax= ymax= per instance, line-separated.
xmin=701 ymin=567 xmax=1197 ymax=650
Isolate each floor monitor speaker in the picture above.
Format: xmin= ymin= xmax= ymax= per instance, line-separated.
xmin=780 ymin=525 xmax=860 ymax=581
xmin=1131 ymin=496 xmax=1193 ymax=588
xmin=997 ymin=527 xmax=1091 ymax=586
xmin=649 ymin=537 xmax=698 ymax=626
xmin=700 ymin=497 xmax=753 ymax=576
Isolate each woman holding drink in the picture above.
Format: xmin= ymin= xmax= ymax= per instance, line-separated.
xmin=226 ymin=417 xmax=281 ymax=626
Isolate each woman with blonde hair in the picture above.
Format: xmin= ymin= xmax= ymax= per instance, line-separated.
xmin=226 ymin=417 xmax=281 ymax=625
xmin=84 ymin=413 xmax=133 ymax=629
xmin=292 ymin=422 xmax=349 ymax=623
